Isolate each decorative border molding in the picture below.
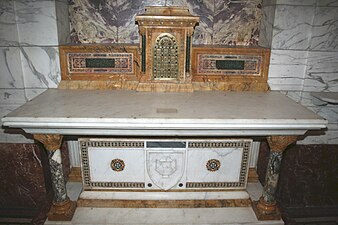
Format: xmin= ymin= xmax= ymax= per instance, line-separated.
xmin=80 ymin=139 xmax=251 ymax=190
xmin=60 ymin=44 xmax=140 ymax=81
xmin=191 ymin=46 xmax=270 ymax=92
xmin=187 ymin=140 xmax=251 ymax=188
xmin=68 ymin=52 xmax=133 ymax=74
xmin=80 ymin=139 xmax=144 ymax=189
xmin=90 ymin=182 xmax=145 ymax=188
xmin=197 ymin=54 xmax=261 ymax=76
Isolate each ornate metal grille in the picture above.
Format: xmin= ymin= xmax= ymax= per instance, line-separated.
xmin=153 ymin=34 xmax=179 ymax=80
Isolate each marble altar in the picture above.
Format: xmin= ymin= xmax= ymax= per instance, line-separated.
xmin=0 ymin=5 xmax=329 ymax=222
xmin=2 ymin=89 xmax=327 ymax=220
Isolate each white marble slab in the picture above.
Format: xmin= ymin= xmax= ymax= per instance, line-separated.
xmin=187 ymin=148 xmax=243 ymax=183
xmin=79 ymin=190 xmax=249 ymax=200
xmin=20 ymin=47 xmax=60 ymax=88
xmin=24 ymin=88 xmax=47 ymax=101
xmin=88 ymin=147 xmax=145 ymax=183
xmin=272 ymin=5 xmax=314 ymax=50
xmin=268 ymin=49 xmax=308 ymax=91
xmin=258 ymin=5 xmax=276 ymax=48
xmin=146 ymin=149 xmax=186 ymax=190
xmin=276 ymin=0 xmax=316 ymax=5
xmin=0 ymin=89 xmax=26 ymax=105
xmin=310 ymin=6 xmax=338 ymax=51
xmin=0 ymin=0 xmax=19 ymax=46
xmin=55 ymin=0 xmax=71 ymax=45
xmin=0 ymin=47 xmax=24 ymax=88
xmin=2 ymin=90 xmax=327 ymax=136
xmin=307 ymin=105 xmax=338 ymax=123
xmin=46 ymin=183 xmax=283 ymax=225
xmin=303 ymin=51 xmax=338 ymax=92
xmin=46 ymin=207 xmax=283 ymax=225
xmin=15 ymin=0 xmax=58 ymax=46
xmin=312 ymin=92 xmax=338 ymax=104
xmin=281 ymin=91 xmax=303 ymax=103
xmin=262 ymin=0 xmax=277 ymax=7
xmin=0 ymin=104 xmax=22 ymax=122
xmin=316 ymin=0 xmax=338 ymax=7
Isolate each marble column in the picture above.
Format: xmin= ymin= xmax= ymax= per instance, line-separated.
xmin=33 ymin=134 xmax=76 ymax=221
xmin=252 ymin=135 xmax=297 ymax=220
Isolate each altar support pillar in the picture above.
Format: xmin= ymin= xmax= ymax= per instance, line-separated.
xmin=252 ymin=135 xmax=297 ymax=220
xmin=33 ymin=134 xmax=76 ymax=221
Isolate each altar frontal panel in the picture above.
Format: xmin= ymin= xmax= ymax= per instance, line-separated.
xmin=79 ymin=139 xmax=252 ymax=191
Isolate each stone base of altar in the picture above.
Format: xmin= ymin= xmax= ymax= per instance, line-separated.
xmin=46 ymin=182 xmax=284 ymax=225
xmin=77 ymin=191 xmax=252 ymax=208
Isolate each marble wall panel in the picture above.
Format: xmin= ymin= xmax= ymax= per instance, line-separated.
xmin=20 ymin=47 xmax=60 ymax=88
xmin=258 ymin=5 xmax=276 ymax=48
xmin=299 ymin=92 xmax=319 ymax=107
xmin=307 ymin=105 xmax=338 ymax=124
xmin=268 ymin=77 xmax=303 ymax=91
xmin=270 ymin=49 xmax=308 ymax=65
xmin=262 ymin=0 xmax=276 ymax=6
xmin=316 ymin=0 xmax=338 ymax=7
xmin=0 ymin=89 xmax=26 ymax=105
xmin=15 ymin=0 xmax=58 ymax=46
xmin=181 ymin=0 xmax=262 ymax=46
xmin=299 ymin=92 xmax=338 ymax=108
xmin=212 ymin=0 xmax=261 ymax=45
xmin=55 ymin=0 xmax=71 ymax=44
xmin=0 ymin=104 xmax=21 ymax=119
xmin=276 ymin=0 xmax=316 ymax=6
xmin=309 ymin=7 xmax=338 ymax=51
xmin=299 ymin=124 xmax=338 ymax=145
xmin=24 ymin=89 xmax=48 ymax=101
xmin=280 ymin=91 xmax=303 ymax=103
xmin=303 ymin=51 xmax=338 ymax=92
xmin=328 ymin=125 xmax=338 ymax=144
xmin=268 ymin=49 xmax=307 ymax=90
xmin=0 ymin=47 xmax=24 ymax=89
xmin=69 ymin=0 xmax=136 ymax=43
xmin=271 ymin=5 xmax=314 ymax=50
xmin=0 ymin=0 xmax=19 ymax=46
xmin=69 ymin=0 xmax=262 ymax=46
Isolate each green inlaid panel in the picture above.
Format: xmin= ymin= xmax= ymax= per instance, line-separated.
xmin=216 ymin=60 xmax=245 ymax=70
xmin=85 ymin=58 xmax=115 ymax=68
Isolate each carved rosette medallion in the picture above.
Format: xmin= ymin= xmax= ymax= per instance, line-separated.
xmin=111 ymin=159 xmax=125 ymax=172
xmin=206 ymin=159 xmax=221 ymax=172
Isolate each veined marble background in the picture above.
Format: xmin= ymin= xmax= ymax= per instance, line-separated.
xmin=0 ymin=0 xmax=70 ymax=142
xmin=0 ymin=0 xmax=337 ymax=145
xmin=267 ymin=0 xmax=338 ymax=144
xmin=69 ymin=0 xmax=262 ymax=45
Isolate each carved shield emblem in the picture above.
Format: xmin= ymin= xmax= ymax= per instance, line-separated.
xmin=146 ymin=150 xmax=185 ymax=190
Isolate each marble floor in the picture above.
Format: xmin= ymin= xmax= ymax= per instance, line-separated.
xmin=45 ymin=182 xmax=284 ymax=225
